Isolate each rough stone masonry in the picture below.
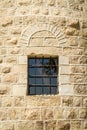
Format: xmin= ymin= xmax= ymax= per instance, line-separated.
xmin=0 ymin=0 xmax=87 ymax=130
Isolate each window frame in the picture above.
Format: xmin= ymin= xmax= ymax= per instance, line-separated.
xmin=27 ymin=56 xmax=59 ymax=95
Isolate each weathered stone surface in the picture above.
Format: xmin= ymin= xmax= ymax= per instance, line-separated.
xmin=0 ymin=109 xmax=7 ymax=120
xmin=2 ymin=97 xmax=13 ymax=107
xmin=71 ymin=121 xmax=82 ymax=130
xmin=83 ymin=97 xmax=87 ymax=107
xmin=1 ymin=122 xmax=14 ymax=130
xmin=74 ymin=84 xmax=87 ymax=95
xmin=14 ymin=96 xmax=26 ymax=107
xmin=48 ymin=0 xmax=55 ymax=6
xmin=0 ymin=87 xmax=10 ymax=95
xmin=80 ymin=38 xmax=87 ymax=47
xmin=67 ymin=109 xmax=78 ymax=119
xmin=71 ymin=66 xmax=86 ymax=73
xmin=35 ymin=121 xmax=43 ymax=130
xmin=16 ymin=121 xmax=34 ymax=130
xmin=7 ymin=108 xmax=21 ymax=120
xmin=2 ymin=67 xmax=11 ymax=73
xmin=67 ymin=19 xmax=80 ymax=29
xmin=6 ymin=56 xmax=17 ymax=64
xmin=65 ymin=28 xmax=79 ymax=36
xmin=73 ymin=97 xmax=82 ymax=107
xmin=42 ymin=108 xmax=53 ymax=120
xmin=79 ymin=109 xmax=87 ymax=119
xmin=18 ymin=0 xmax=31 ymax=6
xmin=3 ymin=74 xmax=18 ymax=83
xmin=54 ymin=108 xmax=65 ymax=119
xmin=57 ymin=121 xmax=70 ymax=130
xmin=1 ymin=17 xmax=13 ymax=27
xmin=6 ymin=37 xmax=18 ymax=45
xmin=21 ymin=108 xmax=40 ymax=120
xmin=0 ymin=57 xmax=3 ymax=63
xmin=62 ymin=96 xmax=73 ymax=107
xmin=45 ymin=120 xmax=57 ymax=130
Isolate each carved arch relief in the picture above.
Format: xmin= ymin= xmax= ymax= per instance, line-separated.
xmin=18 ymin=23 xmax=66 ymax=46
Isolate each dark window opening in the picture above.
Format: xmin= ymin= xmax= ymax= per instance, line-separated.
xmin=27 ymin=56 xmax=58 ymax=95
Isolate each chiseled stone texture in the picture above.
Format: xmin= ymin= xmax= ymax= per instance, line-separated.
xmin=0 ymin=0 xmax=87 ymax=130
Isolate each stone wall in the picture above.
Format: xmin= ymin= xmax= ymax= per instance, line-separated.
xmin=0 ymin=0 xmax=87 ymax=130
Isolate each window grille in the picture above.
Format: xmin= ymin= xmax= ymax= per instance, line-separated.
xmin=27 ymin=56 xmax=58 ymax=95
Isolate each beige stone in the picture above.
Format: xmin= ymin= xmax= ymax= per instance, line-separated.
xmin=18 ymin=0 xmax=31 ymax=6
xmin=2 ymin=97 xmax=13 ymax=107
xmin=3 ymin=74 xmax=18 ymax=83
xmin=6 ymin=37 xmax=18 ymax=45
xmin=71 ymin=121 xmax=82 ymax=130
xmin=1 ymin=122 xmax=14 ymax=130
xmin=67 ymin=109 xmax=78 ymax=119
xmin=35 ymin=121 xmax=43 ymax=130
xmin=79 ymin=109 xmax=87 ymax=119
xmin=83 ymin=97 xmax=87 ymax=107
xmin=48 ymin=0 xmax=55 ymax=6
xmin=6 ymin=56 xmax=17 ymax=64
xmin=57 ymin=121 xmax=70 ymax=130
xmin=73 ymin=97 xmax=82 ymax=107
xmin=12 ymin=85 xmax=26 ymax=96
xmin=59 ymin=85 xmax=74 ymax=95
xmin=0 ymin=87 xmax=11 ymax=95
xmin=42 ymin=108 xmax=53 ymax=120
xmin=74 ymin=84 xmax=87 ymax=95
xmin=16 ymin=121 xmax=34 ymax=130
xmin=14 ymin=96 xmax=26 ymax=107
xmin=59 ymin=56 xmax=69 ymax=64
xmin=67 ymin=19 xmax=80 ymax=29
xmin=0 ymin=109 xmax=7 ymax=120
xmin=0 ymin=57 xmax=3 ymax=63
xmin=21 ymin=108 xmax=40 ymax=120
xmin=2 ymin=67 xmax=11 ymax=73
xmin=54 ymin=108 xmax=65 ymax=119
xmin=1 ymin=17 xmax=13 ymax=27
xmin=62 ymin=96 xmax=73 ymax=107
xmin=45 ymin=120 xmax=57 ymax=130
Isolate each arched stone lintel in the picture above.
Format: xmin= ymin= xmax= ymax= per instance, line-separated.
xmin=18 ymin=23 xmax=66 ymax=46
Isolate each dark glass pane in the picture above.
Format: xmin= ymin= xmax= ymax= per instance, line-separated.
xmin=43 ymin=87 xmax=50 ymax=94
xmin=29 ymin=78 xmax=35 ymax=85
xmin=51 ymin=87 xmax=57 ymax=94
xmin=36 ymin=67 xmax=42 ymax=75
xmin=43 ymin=58 xmax=50 ymax=65
xmin=51 ymin=78 xmax=57 ymax=85
xmin=30 ymin=87 xmax=35 ymax=95
xmin=36 ymin=59 xmax=42 ymax=66
xmin=43 ymin=78 xmax=50 ymax=85
xmin=29 ymin=59 xmax=35 ymax=66
xmin=29 ymin=68 xmax=36 ymax=76
xmin=36 ymin=78 xmax=42 ymax=84
xmin=36 ymin=87 xmax=42 ymax=95
xmin=43 ymin=66 xmax=51 ymax=75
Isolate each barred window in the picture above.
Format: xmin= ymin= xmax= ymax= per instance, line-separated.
xmin=27 ymin=56 xmax=58 ymax=95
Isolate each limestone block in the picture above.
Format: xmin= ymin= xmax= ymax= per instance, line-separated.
xmin=70 ymin=121 xmax=82 ymax=130
xmin=74 ymin=84 xmax=87 ymax=95
xmin=3 ymin=74 xmax=18 ymax=83
xmin=0 ymin=87 xmax=11 ymax=95
xmin=62 ymin=96 xmax=73 ymax=107
xmin=0 ymin=57 xmax=3 ymax=63
xmin=13 ymin=65 xmax=27 ymax=73
xmin=35 ymin=121 xmax=43 ymax=130
xmin=8 ymin=47 xmax=20 ymax=54
xmin=1 ymin=122 xmax=14 ymax=130
xmin=48 ymin=0 xmax=55 ymax=6
xmin=70 ymin=74 xmax=84 ymax=83
xmin=80 ymin=38 xmax=87 ymax=47
xmin=83 ymin=121 xmax=87 ymax=129
xmin=6 ymin=56 xmax=17 ymax=64
xmin=14 ymin=16 xmax=23 ymax=25
xmin=59 ymin=75 xmax=70 ymax=84
xmin=0 ymin=109 xmax=7 ymax=120
xmin=57 ymin=121 xmax=70 ymax=130
xmin=79 ymin=109 xmax=87 ymax=119
xmin=59 ymin=66 xmax=71 ymax=74
xmin=82 ymin=28 xmax=87 ymax=37
xmin=18 ymin=73 xmax=27 ymax=84
xmin=18 ymin=0 xmax=31 ymax=6
xmin=7 ymin=108 xmax=21 ymax=120
xmin=2 ymin=97 xmax=13 ymax=107
xmin=79 ymin=56 xmax=87 ymax=64
xmin=6 ymin=37 xmax=18 ymax=45
xmin=82 ymin=19 xmax=87 ymax=28
xmin=19 ymin=56 xmax=27 ymax=64
xmin=71 ymin=66 xmax=86 ymax=73
xmin=65 ymin=28 xmax=79 ymax=36
xmin=11 ymin=27 xmax=21 ymax=34
xmin=14 ymin=96 xmax=26 ymax=107
xmin=16 ymin=121 xmax=34 ymax=130
xmin=32 ymin=7 xmax=40 ymax=14
xmin=66 ymin=37 xmax=78 ymax=46
xmin=1 ymin=17 xmax=13 ymax=27
xmin=12 ymin=85 xmax=26 ymax=96
xmin=73 ymin=97 xmax=82 ymax=107
xmin=42 ymin=8 xmax=49 ymax=15
xmin=33 ymin=0 xmax=43 ymax=5
xmin=21 ymin=108 xmax=40 ymax=120
xmin=59 ymin=56 xmax=69 ymax=65
xmin=42 ymin=108 xmax=53 ymax=120
xmin=44 ymin=38 xmax=58 ymax=46
xmin=45 ymin=120 xmax=57 ymax=130
xmin=67 ymin=19 xmax=80 ymax=29
xmin=1 ymin=48 xmax=7 ymax=55
xmin=2 ymin=67 xmax=11 ymax=73
xmin=59 ymin=85 xmax=74 ymax=95
xmin=83 ymin=97 xmax=87 ymax=107
xmin=54 ymin=108 xmax=65 ymax=119
xmin=67 ymin=109 xmax=78 ymax=119
xmin=69 ymin=56 xmax=80 ymax=64
xmin=29 ymin=38 xmax=43 ymax=46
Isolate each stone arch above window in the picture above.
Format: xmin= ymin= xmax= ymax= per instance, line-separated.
xmin=18 ymin=23 xmax=66 ymax=46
